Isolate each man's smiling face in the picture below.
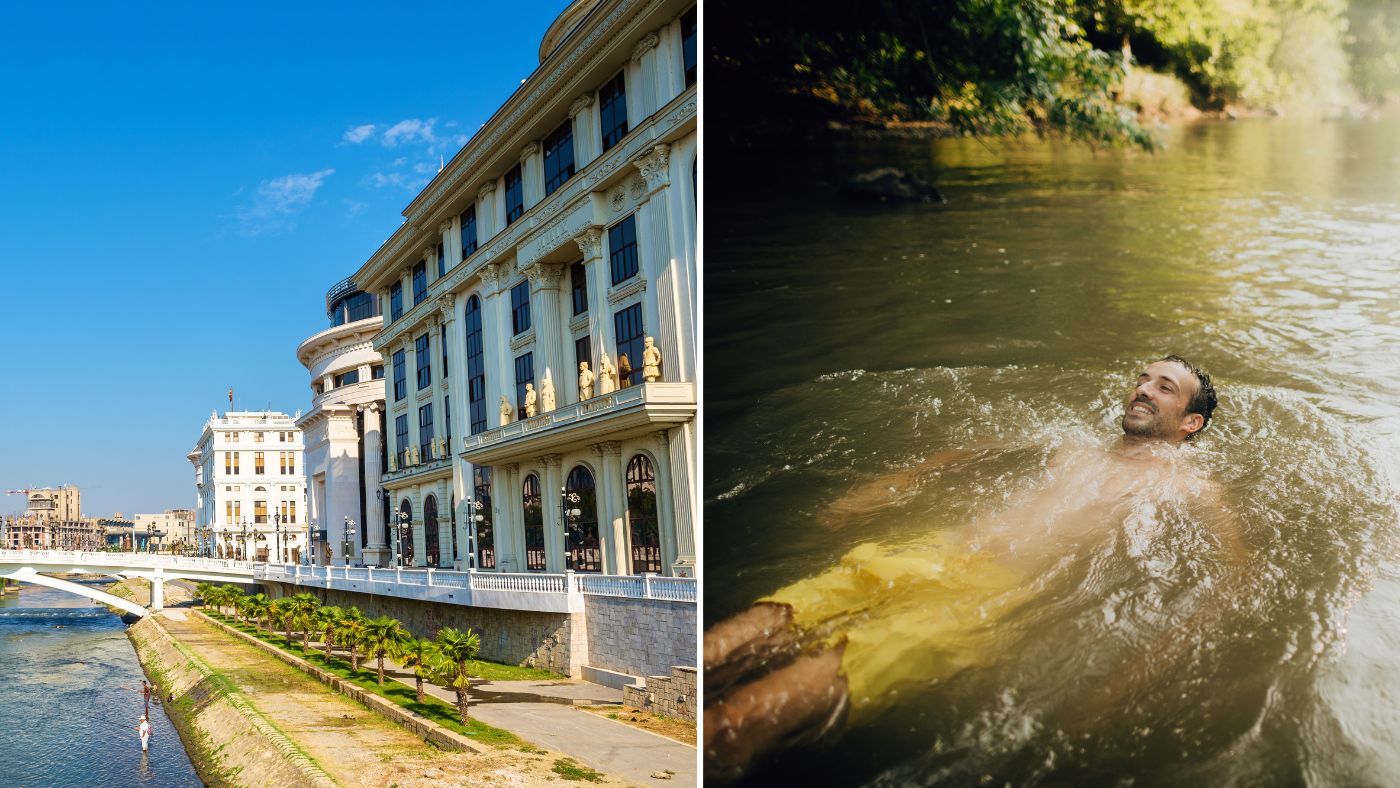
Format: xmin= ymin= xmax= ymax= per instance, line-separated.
xmin=1122 ymin=359 xmax=1204 ymax=443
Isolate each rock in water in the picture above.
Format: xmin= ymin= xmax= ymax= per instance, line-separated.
xmin=843 ymin=167 xmax=945 ymax=203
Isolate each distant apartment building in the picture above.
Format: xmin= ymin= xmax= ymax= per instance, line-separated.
xmin=348 ymin=0 xmax=697 ymax=576
xmin=3 ymin=485 xmax=103 ymax=549
xmin=296 ymin=279 xmax=388 ymax=565
xmin=188 ymin=412 xmax=308 ymax=562
xmin=133 ymin=509 xmax=196 ymax=552
xmin=25 ymin=485 xmax=81 ymax=522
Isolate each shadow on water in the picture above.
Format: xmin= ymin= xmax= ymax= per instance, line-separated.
xmin=708 ymin=118 xmax=1400 ymax=785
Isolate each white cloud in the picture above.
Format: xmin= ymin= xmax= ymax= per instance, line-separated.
xmin=381 ymin=118 xmax=438 ymax=148
xmin=365 ymin=171 xmax=407 ymax=189
xmin=235 ymin=168 xmax=335 ymax=235
xmin=343 ymin=124 xmax=376 ymax=144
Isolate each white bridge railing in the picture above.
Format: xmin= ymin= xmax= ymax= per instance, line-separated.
xmin=254 ymin=563 xmax=696 ymax=608
xmin=0 ymin=549 xmax=255 ymax=573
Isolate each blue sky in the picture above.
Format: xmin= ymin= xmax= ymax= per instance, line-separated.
xmin=0 ymin=1 xmax=569 ymax=517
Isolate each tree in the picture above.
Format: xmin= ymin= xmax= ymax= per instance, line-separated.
xmin=269 ymin=598 xmax=295 ymax=645
xmin=362 ymin=616 xmax=412 ymax=686
xmin=337 ymin=607 xmax=368 ymax=671
xmin=430 ymin=627 xmax=482 ymax=724
xmin=195 ymin=582 xmax=214 ymax=608
xmin=398 ymin=637 xmax=439 ymax=704
xmin=221 ymin=586 xmax=245 ymax=620
xmin=242 ymin=593 xmax=271 ymax=631
xmin=288 ymin=593 xmax=321 ymax=652
xmin=315 ymin=606 xmax=344 ymax=659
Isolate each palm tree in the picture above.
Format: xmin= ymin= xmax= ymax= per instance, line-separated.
xmin=315 ymin=606 xmax=344 ymax=658
xmin=398 ymin=637 xmax=439 ymax=704
xmin=243 ymin=593 xmax=271 ymax=631
xmin=195 ymin=582 xmax=214 ymax=608
xmin=361 ymin=616 xmax=412 ymax=686
xmin=223 ymin=586 xmax=245 ymax=620
xmin=269 ymin=598 xmax=295 ymax=645
xmin=288 ymin=593 xmax=320 ymax=652
xmin=337 ymin=607 xmax=368 ymax=671
xmin=430 ymin=627 xmax=482 ymax=723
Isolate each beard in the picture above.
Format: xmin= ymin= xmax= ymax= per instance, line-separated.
xmin=1121 ymin=401 xmax=1169 ymax=438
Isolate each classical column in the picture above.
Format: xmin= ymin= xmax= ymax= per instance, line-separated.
xmin=327 ymin=407 xmax=361 ymax=564
xmin=569 ymin=93 xmax=597 ymax=167
xmin=519 ymin=142 xmax=542 ymax=211
xmin=574 ymin=228 xmax=612 ymax=383
xmin=592 ymin=441 xmax=626 ymax=574
xmin=651 ymin=430 xmax=679 ymax=574
xmin=541 ymin=454 xmax=564 ymax=572
xmin=497 ymin=462 xmax=520 ymax=571
xmin=480 ymin=181 xmax=501 ymax=240
xmin=439 ymin=220 xmax=456 ymax=270
xmin=362 ymin=405 xmax=387 ymax=563
xmin=480 ymin=263 xmax=515 ymax=416
xmin=524 ymin=262 xmax=566 ymax=406
xmin=631 ymin=31 xmax=661 ymax=119
xmin=439 ymin=293 xmax=468 ymax=570
xmin=631 ymin=144 xmax=688 ymax=382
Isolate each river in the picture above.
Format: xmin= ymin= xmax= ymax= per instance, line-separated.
xmin=707 ymin=117 xmax=1400 ymax=784
xmin=0 ymin=583 xmax=202 ymax=787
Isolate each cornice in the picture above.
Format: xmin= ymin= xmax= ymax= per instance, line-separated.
xmin=296 ymin=316 xmax=384 ymax=367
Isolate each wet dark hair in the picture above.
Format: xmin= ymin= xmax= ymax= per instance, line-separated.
xmin=1161 ymin=354 xmax=1217 ymax=439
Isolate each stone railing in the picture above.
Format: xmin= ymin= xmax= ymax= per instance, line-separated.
xmin=573 ymin=573 xmax=697 ymax=603
xmin=381 ymin=453 xmax=453 ymax=485
xmin=0 ymin=549 xmax=254 ymax=573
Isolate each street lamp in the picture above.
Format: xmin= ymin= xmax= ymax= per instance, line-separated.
xmin=274 ymin=512 xmax=283 ymax=564
xmin=395 ymin=509 xmax=411 ymax=567
xmin=560 ymin=488 xmax=581 ymax=570
xmin=464 ymin=497 xmax=485 ymax=570
xmin=241 ymin=519 xmax=250 ymax=562
xmin=305 ymin=521 xmax=314 ymax=566
xmin=343 ymin=517 xmax=357 ymax=567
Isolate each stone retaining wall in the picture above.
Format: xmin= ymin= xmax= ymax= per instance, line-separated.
xmin=584 ymin=595 xmax=697 ymax=677
xmin=623 ymin=666 xmax=697 ymax=723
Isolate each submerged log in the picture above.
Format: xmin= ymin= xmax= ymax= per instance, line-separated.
xmin=843 ymin=167 xmax=945 ymax=203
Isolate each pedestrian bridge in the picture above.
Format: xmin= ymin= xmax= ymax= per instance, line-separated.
xmin=0 ymin=550 xmax=256 ymax=617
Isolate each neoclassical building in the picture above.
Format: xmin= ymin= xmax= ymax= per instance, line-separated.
xmin=349 ymin=0 xmax=696 ymax=577
xmin=188 ymin=411 xmax=308 ymax=562
xmin=295 ymin=279 xmax=389 ymax=565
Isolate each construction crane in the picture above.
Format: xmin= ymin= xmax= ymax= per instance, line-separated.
xmin=5 ymin=489 xmax=33 ymax=496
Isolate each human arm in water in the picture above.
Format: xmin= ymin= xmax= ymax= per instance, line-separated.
xmin=819 ymin=446 xmax=1013 ymax=529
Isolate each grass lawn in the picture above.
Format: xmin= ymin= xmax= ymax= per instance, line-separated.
xmin=204 ymin=611 xmax=529 ymax=749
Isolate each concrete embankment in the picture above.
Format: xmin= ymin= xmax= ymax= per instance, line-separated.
xmin=128 ymin=615 xmax=335 ymax=787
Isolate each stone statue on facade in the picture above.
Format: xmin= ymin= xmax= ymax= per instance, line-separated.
xmin=578 ymin=361 xmax=595 ymax=399
xmin=500 ymin=395 xmax=512 ymax=425
xmin=642 ymin=336 xmax=662 ymax=382
xmin=540 ymin=369 xmax=557 ymax=413
xmin=524 ymin=383 xmax=537 ymax=418
xmin=618 ymin=354 xmax=633 ymax=389
xmin=599 ymin=353 xmax=617 ymax=395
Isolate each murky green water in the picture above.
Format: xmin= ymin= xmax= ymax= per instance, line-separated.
xmin=706 ymin=118 xmax=1400 ymax=785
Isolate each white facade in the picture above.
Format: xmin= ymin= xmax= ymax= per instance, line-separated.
xmin=187 ymin=411 xmax=309 ymax=562
xmin=350 ymin=0 xmax=697 ymax=577
xmin=296 ymin=281 xmax=388 ymax=566
xmin=132 ymin=509 xmax=195 ymax=550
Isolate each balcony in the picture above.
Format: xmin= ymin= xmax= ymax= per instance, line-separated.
xmin=382 ymin=450 xmax=452 ymax=486
xmin=459 ymin=381 xmax=695 ymax=465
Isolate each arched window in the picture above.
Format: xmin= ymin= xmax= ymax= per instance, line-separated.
xmin=522 ymin=474 xmax=545 ymax=571
xmin=464 ymin=295 xmax=488 ymax=435
xmin=474 ymin=466 xmax=495 ymax=569
xmin=424 ymin=494 xmax=440 ymax=568
xmin=626 ymin=455 xmax=661 ymax=574
xmin=398 ymin=499 xmax=415 ymax=566
xmin=564 ymin=465 xmax=601 ymax=573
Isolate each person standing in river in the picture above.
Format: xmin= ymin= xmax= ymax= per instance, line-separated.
xmin=703 ymin=355 xmax=1237 ymax=781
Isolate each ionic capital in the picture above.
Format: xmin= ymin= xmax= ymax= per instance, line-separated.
xmin=631 ymin=32 xmax=659 ymax=63
xmin=569 ymin=94 xmax=594 ymax=118
xmin=572 ymin=227 xmax=604 ymax=260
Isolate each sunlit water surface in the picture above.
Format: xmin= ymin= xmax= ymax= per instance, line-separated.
xmin=0 ymin=584 xmax=201 ymax=787
xmin=707 ymin=117 xmax=1400 ymax=785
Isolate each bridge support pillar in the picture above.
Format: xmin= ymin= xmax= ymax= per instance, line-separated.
xmin=150 ymin=576 xmax=164 ymax=611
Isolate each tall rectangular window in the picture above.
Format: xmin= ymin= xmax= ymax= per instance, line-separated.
xmin=419 ymin=404 xmax=434 ymax=460
xmin=254 ymin=451 xmax=265 ymax=475
xmin=504 ymin=165 xmax=524 ymax=225
xmin=570 ymin=260 xmax=588 ymax=315
xmin=542 ymin=120 xmax=575 ymax=196
xmin=287 ymin=453 xmax=295 ymax=474
xmin=682 ymin=7 xmax=697 ymax=87
xmin=460 ymin=206 xmax=478 ymax=258
xmin=392 ymin=349 xmax=407 ymax=401
xmin=609 ymin=214 xmax=639 ymax=285
xmin=415 ymin=333 xmax=431 ymax=390
xmin=436 ymin=243 xmax=445 ymax=277
xmin=390 ymin=282 xmax=403 ymax=321
xmin=599 ymin=72 xmax=628 ymax=152
xmin=395 ymin=414 xmax=409 ymax=467
xmin=224 ymin=452 xmax=233 ymax=475
xmin=254 ymin=500 xmax=267 ymax=524
xmin=225 ymin=501 xmax=233 ymax=525
xmin=465 ymin=295 xmax=488 ymax=435
xmin=514 ymin=353 xmax=535 ymax=420
xmin=441 ymin=324 xmax=448 ymax=377
xmin=289 ymin=501 xmax=297 ymax=524
xmin=444 ymin=395 xmax=452 ymax=453
xmin=510 ymin=281 xmax=531 ymax=335
xmin=614 ymin=303 xmax=645 ymax=387
xmin=412 ymin=261 xmax=428 ymax=305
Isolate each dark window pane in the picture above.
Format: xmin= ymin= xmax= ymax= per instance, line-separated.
xmin=412 ymin=262 xmax=428 ymax=305
xmin=460 ymin=206 xmax=478 ymax=258
xmin=510 ymin=281 xmax=531 ymax=335
xmin=564 ymin=465 xmax=601 ymax=572
xmin=609 ymin=215 xmax=639 ymax=285
xmin=465 ymin=295 xmax=488 ymax=435
xmin=570 ymin=260 xmax=588 ymax=315
xmin=392 ymin=350 xmax=407 ymax=401
xmin=626 ymin=454 xmax=661 ymax=573
xmin=436 ymin=243 xmax=445 ymax=277
xmin=334 ymin=369 xmax=360 ymax=388
xmin=522 ymin=474 xmax=545 ymax=571
xmin=415 ymin=333 xmax=431 ymax=390
xmin=682 ymin=7 xmax=697 ymax=87
xmin=474 ymin=466 xmax=495 ymax=568
xmin=418 ymin=404 xmax=434 ymax=460
xmin=614 ymin=303 xmax=645 ymax=387
xmin=390 ymin=282 xmax=403 ymax=321
xmin=543 ymin=120 xmax=575 ymax=196
xmin=394 ymin=414 xmax=409 ymax=468
xmin=599 ymin=72 xmax=628 ymax=152
xmin=371 ymin=365 xmax=385 ymax=380
xmin=514 ymin=353 xmax=535 ymax=421
xmin=505 ymin=165 xmax=524 ymax=225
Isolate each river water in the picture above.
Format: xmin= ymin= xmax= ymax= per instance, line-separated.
xmin=707 ymin=117 xmax=1400 ymax=784
xmin=0 ymin=583 xmax=201 ymax=787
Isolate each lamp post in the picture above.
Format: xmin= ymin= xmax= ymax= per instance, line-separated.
xmin=464 ymin=497 xmax=485 ymax=570
xmin=560 ymin=488 xmax=581 ymax=570
xmin=395 ymin=509 xmax=410 ymax=567
xmin=305 ymin=521 xmax=314 ymax=566
xmin=343 ymin=517 xmax=357 ymax=567
xmin=241 ymin=519 xmax=249 ymax=562
xmin=274 ymin=512 xmax=283 ymax=564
